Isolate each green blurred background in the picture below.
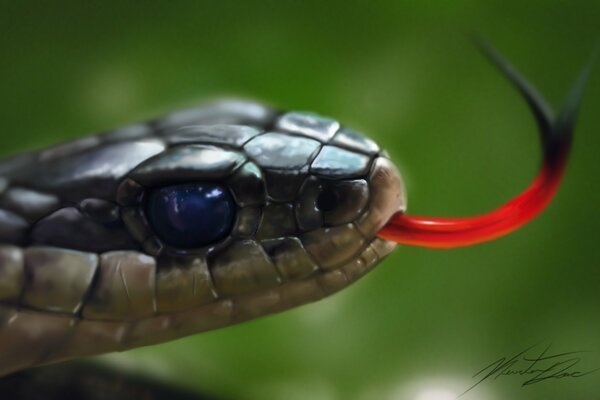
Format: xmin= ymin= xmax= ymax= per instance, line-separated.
xmin=1 ymin=1 xmax=598 ymax=399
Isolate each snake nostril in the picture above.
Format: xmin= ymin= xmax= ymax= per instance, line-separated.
xmin=316 ymin=188 xmax=339 ymax=212
xmin=145 ymin=183 xmax=235 ymax=249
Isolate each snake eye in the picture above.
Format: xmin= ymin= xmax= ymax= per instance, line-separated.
xmin=146 ymin=183 xmax=235 ymax=249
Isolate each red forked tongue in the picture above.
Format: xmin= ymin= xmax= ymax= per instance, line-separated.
xmin=378 ymin=39 xmax=594 ymax=249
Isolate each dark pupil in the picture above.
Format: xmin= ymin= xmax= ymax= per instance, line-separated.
xmin=146 ymin=183 xmax=235 ymax=248
xmin=317 ymin=188 xmax=339 ymax=212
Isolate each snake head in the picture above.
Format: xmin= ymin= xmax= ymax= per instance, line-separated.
xmin=0 ymin=99 xmax=405 ymax=375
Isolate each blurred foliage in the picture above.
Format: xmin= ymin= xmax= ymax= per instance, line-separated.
xmin=0 ymin=1 xmax=599 ymax=399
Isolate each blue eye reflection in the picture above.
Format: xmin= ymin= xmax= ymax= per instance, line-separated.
xmin=146 ymin=183 xmax=235 ymax=248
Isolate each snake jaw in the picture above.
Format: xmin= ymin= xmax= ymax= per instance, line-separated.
xmin=378 ymin=40 xmax=594 ymax=249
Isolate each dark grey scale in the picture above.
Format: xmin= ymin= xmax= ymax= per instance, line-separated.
xmin=256 ymin=203 xmax=297 ymax=239
xmin=155 ymin=100 xmax=277 ymax=132
xmin=231 ymin=207 xmax=261 ymax=237
xmin=275 ymin=111 xmax=340 ymax=142
xmin=100 ymin=123 xmax=155 ymax=143
xmin=243 ymin=132 xmax=322 ymax=202
xmin=208 ymin=240 xmax=280 ymax=297
xmin=120 ymin=206 xmax=156 ymax=246
xmin=243 ymin=132 xmax=321 ymax=169
xmin=142 ymin=234 xmax=166 ymax=258
xmin=82 ymin=251 xmax=156 ymax=320
xmin=300 ymin=224 xmax=365 ymax=270
xmin=0 ymin=246 xmax=24 ymax=302
xmin=30 ymin=207 xmax=139 ymax=253
xmin=262 ymin=172 xmax=308 ymax=203
xmin=78 ymin=198 xmax=120 ymax=224
xmin=38 ymin=136 xmax=102 ymax=163
xmin=0 ymin=178 xmax=8 ymax=194
xmin=4 ymin=140 xmax=166 ymax=202
xmin=21 ymin=247 xmax=98 ymax=314
xmin=294 ymin=177 xmax=323 ymax=231
xmin=0 ymin=209 xmax=28 ymax=244
xmin=0 ymin=187 xmax=60 ymax=223
xmin=310 ymin=145 xmax=372 ymax=179
xmin=260 ymin=237 xmax=318 ymax=280
xmin=155 ymin=254 xmax=217 ymax=312
xmin=226 ymin=162 xmax=266 ymax=207
xmin=165 ymin=125 xmax=262 ymax=148
xmin=0 ymin=153 xmax=36 ymax=177
xmin=129 ymin=145 xmax=246 ymax=187
xmin=115 ymin=179 xmax=145 ymax=207
xmin=330 ymin=128 xmax=381 ymax=155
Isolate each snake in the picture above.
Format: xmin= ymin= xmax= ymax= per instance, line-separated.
xmin=0 ymin=40 xmax=591 ymax=377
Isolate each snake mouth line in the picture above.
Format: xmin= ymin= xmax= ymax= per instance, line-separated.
xmin=378 ymin=39 xmax=594 ymax=249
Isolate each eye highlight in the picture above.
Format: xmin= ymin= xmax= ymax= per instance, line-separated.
xmin=146 ymin=183 xmax=235 ymax=249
